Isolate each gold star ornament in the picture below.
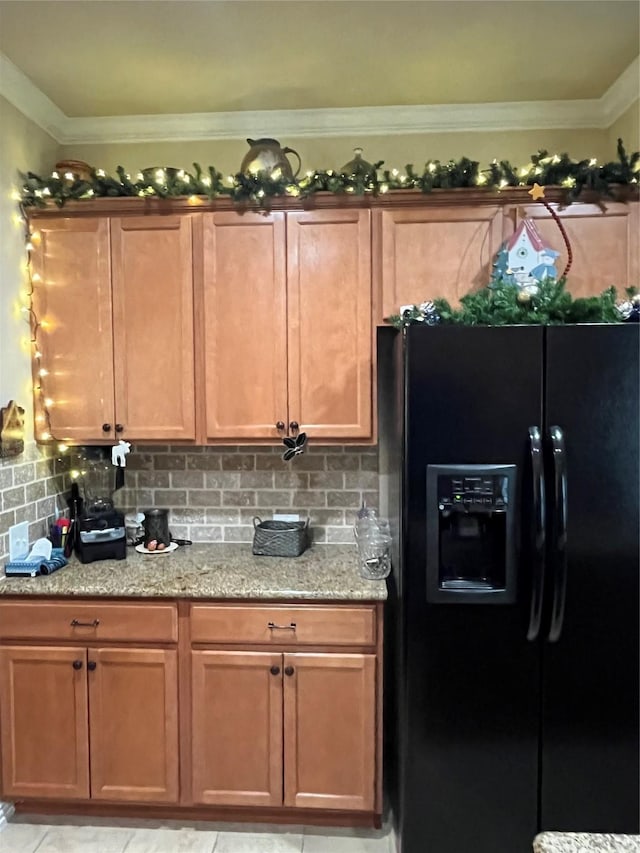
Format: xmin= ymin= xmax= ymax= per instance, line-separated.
xmin=528 ymin=182 xmax=546 ymax=201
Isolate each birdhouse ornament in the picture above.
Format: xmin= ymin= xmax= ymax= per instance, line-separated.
xmin=491 ymin=182 xmax=572 ymax=293
xmin=505 ymin=219 xmax=560 ymax=286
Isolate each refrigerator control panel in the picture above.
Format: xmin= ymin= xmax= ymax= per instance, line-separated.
xmin=438 ymin=474 xmax=508 ymax=512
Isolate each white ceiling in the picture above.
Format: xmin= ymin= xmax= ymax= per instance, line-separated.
xmin=0 ymin=0 xmax=638 ymax=141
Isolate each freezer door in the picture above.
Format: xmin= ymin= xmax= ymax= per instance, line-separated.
xmin=541 ymin=323 xmax=640 ymax=833
xmin=401 ymin=325 xmax=544 ymax=853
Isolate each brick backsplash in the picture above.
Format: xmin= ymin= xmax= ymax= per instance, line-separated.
xmin=115 ymin=445 xmax=379 ymax=545
xmin=0 ymin=443 xmax=70 ymax=562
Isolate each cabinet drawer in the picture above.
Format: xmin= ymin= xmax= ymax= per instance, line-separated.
xmin=190 ymin=604 xmax=376 ymax=647
xmin=0 ymin=601 xmax=178 ymax=643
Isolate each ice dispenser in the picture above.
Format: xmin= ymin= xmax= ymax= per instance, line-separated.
xmin=426 ymin=464 xmax=517 ymax=603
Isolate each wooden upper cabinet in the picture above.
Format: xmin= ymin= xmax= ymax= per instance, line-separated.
xmin=200 ymin=213 xmax=288 ymax=440
xmin=31 ymin=218 xmax=115 ymax=442
xmin=199 ymin=208 xmax=372 ymax=441
xmin=0 ymin=646 xmax=90 ymax=800
xmin=191 ymin=650 xmax=283 ymax=807
xmin=88 ymin=647 xmax=179 ymax=803
xmin=508 ymin=202 xmax=639 ymax=297
xmin=374 ymin=206 xmax=504 ymax=321
xmin=283 ymin=652 xmax=376 ymax=812
xmin=111 ymin=216 xmax=195 ymax=440
xmin=287 ymin=210 xmax=372 ymax=440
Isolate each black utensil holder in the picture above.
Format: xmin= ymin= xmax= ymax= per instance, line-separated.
xmin=142 ymin=508 xmax=171 ymax=547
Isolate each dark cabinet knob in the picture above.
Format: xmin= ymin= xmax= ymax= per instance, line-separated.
xmin=270 ymin=665 xmax=281 ymax=676
xmin=275 ymin=421 xmax=285 ymax=432
xmin=284 ymin=665 xmax=295 ymax=677
xmin=87 ymin=661 xmax=97 ymax=671
xmin=102 ymin=423 xmax=112 ymax=432
xmin=289 ymin=421 xmax=299 ymax=435
xmin=72 ymin=659 xmax=83 ymax=670
xmin=115 ymin=423 xmax=124 ymax=433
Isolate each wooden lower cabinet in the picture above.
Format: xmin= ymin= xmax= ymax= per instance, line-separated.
xmin=283 ymin=653 xmax=376 ymax=812
xmin=0 ymin=646 xmax=89 ymax=800
xmin=0 ymin=599 xmax=381 ymax=823
xmin=191 ymin=649 xmax=377 ymax=813
xmin=88 ymin=648 xmax=179 ymax=802
xmin=191 ymin=650 xmax=283 ymax=807
xmin=0 ymin=644 xmax=178 ymax=804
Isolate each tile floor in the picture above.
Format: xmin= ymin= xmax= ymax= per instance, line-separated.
xmin=0 ymin=815 xmax=395 ymax=853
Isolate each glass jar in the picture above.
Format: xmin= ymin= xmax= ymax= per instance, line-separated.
xmin=357 ymin=532 xmax=392 ymax=580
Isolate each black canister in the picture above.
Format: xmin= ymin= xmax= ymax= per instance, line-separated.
xmin=142 ymin=508 xmax=171 ymax=548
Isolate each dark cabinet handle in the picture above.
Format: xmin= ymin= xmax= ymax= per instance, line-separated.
xmin=102 ymin=423 xmax=112 ymax=432
xmin=87 ymin=661 xmax=97 ymax=671
xmin=289 ymin=421 xmax=299 ymax=435
xmin=72 ymin=659 xmax=83 ymax=670
xmin=268 ymin=621 xmax=297 ymax=631
xmin=70 ymin=619 xmax=100 ymax=628
xmin=284 ymin=665 xmax=295 ymax=677
xmin=115 ymin=423 xmax=124 ymax=433
xmin=276 ymin=421 xmax=285 ymax=432
xmin=270 ymin=665 xmax=280 ymax=676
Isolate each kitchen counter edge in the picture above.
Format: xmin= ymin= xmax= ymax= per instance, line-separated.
xmin=0 ymin=543 xmax=388 ymax=601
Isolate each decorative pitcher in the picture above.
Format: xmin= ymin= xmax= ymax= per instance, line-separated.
xmin=240 ymin=138 xmax=301 ymax=180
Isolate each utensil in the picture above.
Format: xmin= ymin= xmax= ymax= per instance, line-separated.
xmin=142 ymin=508 xmax=171 ymax=548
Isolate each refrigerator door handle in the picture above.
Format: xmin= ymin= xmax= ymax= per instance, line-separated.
xmin=548 ymin=425 xmax=568 ymax=643
xmin=527 ymin=426 xmax=546 ymax=642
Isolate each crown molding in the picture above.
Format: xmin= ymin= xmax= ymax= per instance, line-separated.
xmin=0 ymin=53 xmax=66 ymax=141
xmin=600 ymin=56 xmax=640 ymax=127
xmin=59 ymin=99 xmax=606 ymax=144
xmin=1 ymin=51 xmax=637 ymax=145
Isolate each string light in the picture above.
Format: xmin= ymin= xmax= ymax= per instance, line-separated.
xmin=18 ymin=144 xmax=637 ymax=214
xmin=19 ymin=202 xmax=61 ymax=448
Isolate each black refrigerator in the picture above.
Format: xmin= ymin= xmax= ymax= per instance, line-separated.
xmin=380 ymin=323 xmax=639 ymax=853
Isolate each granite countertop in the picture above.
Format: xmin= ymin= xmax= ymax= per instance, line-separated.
xmin=534 ymin=833 xmax=640 ymax=852
xmin=0 ymin=543 xmax=387 ymax=601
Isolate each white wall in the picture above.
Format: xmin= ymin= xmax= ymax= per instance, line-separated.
xmin=0 ymin=95 xmax=59 ymax=441
xmin=607 ymin=98 xmax=640 ymax=153
xmin=60 ymin=127 xmax=612 ymax=181
xmin=0 ymin=97 xmax=64 ymax=563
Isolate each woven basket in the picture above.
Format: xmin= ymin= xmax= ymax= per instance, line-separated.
xmin=252 ymin=517 xmax=309 ymax=557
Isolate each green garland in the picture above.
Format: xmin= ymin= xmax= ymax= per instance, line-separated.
xmin=19 ymin=140 xmax=639 ymax=209
xmin=386 ymin=280 xmax=638 ymax=328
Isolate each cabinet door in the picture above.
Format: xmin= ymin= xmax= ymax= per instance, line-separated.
xmin=201 ymin=212 xmax=288 ymax=439
xmin=375 ymin=206 xmax=504 ymax=319
xmin=0 ymin=646 xmax=89 ymax=799
xmin=88 ymin=648 xmax=178 ymax=802
xmin=30 ymin=218 xmax=115 ymax=442
xmin=191 ymin=650 xmax=283 ymax=806
xmin=510 ymin=202 xmax=639 ymax=297
xmin=111 ymin=216 xmax=195 ymax=440
xmin=287 ymin=210 xmax=372 ymax=439
xmin=283 ymin=653 xmax=376 ymax=811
